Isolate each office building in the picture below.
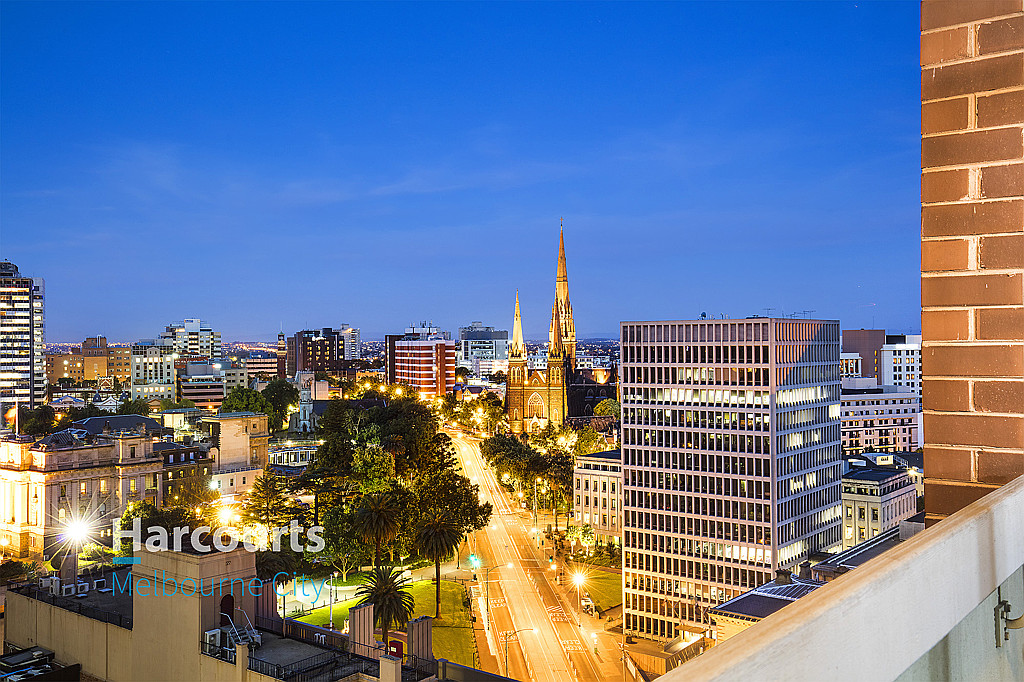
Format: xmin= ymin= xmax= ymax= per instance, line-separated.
xmin=841 ymin=329 xmax=885 ymax=384
xmin=0 ymin=261 xmax=46 ymax=410
xmin=839 ymin=353 xmax=862 ymax=379
xmin=177 ymin=363 xmax=227 ymax=410
xmin=394 ymin=338 xmax=456 ymax=398
xmin=620 ymin=317 xmax=841 ymax=644
xmin=240 ymin=352 xmax=277 ymax=380
xmin=276 ymin=331 xmax=287 ymax=378
xmin=0 ymin=424 xmax=163 ymax=560
xmin=457 ymin=321 xmax=508 ymax=375
xmin=879 ymin=334 xmax=922 ymax=394
xmin=160 ymin=319 xmax=221 ymax=360
xmin=130 ymin=338 xmax=176 ymax=401
xmin=841 ymin=378 xmax=921 ymax=456
xmin=841 ymin=466 xmax=917 ymax=549
xmin=573 ymin=449 xmax=623 ymax=546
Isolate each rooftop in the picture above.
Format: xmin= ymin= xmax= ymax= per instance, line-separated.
xmin=578 ymin=449 xmax=621 ymax=462
xmin=73 ymin=414 xmax=164 ymax=435
xmin=708 ymin=576 xmax=823 ymax=621
xmin=842 ymin=467 xmax=908 ymax=483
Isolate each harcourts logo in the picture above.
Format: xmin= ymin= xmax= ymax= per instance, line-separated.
xmin=113 ymin=518 xmax=325 ymax=555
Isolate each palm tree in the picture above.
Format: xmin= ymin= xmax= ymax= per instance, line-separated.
xmin=353 ymin=491 xmax=401 ymax=566
xmin=356 ymin=565 xmax=415 ymax=647
xmin=415 ymin=517 xmax=463 ymax=618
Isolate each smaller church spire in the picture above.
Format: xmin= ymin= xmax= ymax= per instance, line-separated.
xmin=511 ymin=290 xmax=525 ymax=357
xmin=556 ymin=222 xmax=569 ymax=303
xmin=548 ymin=300 xmax=564 ymax=358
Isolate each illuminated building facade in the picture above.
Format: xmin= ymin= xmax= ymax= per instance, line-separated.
xmin=0 ymin=260 xmax=46 ymax=411
xmin=620 ymin=317 xmax=842 ymax=643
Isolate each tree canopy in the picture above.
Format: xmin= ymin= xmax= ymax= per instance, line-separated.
xmin=221 ymin=386 xmax=275 ymax=417
xmin=593 ymin=398 xmax=621 ymax=419
xmin=261 ymin=379 xmax=299 ymax=431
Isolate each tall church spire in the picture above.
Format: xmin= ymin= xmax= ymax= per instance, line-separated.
xmin=556 ymin=220 xmax=569 ymax=304
xmin=511 ymin=290 xmax=525 ymax=357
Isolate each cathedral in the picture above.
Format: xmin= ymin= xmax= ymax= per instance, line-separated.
xmin=507 ymin=227 xmax=616 ymax=435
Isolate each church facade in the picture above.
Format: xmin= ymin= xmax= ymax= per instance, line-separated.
xmin=507 ymin=228 xmax=616 ymax=435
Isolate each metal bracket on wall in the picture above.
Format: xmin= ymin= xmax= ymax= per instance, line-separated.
xmin=995 ymin=599 xmax=1024 ymax=647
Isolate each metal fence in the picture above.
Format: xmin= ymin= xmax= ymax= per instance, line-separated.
xmin=283 ymin=618 xmax=349 ymax=652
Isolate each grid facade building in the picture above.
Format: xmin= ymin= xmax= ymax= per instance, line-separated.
xmin=620 ymin=318 xmax=842 ymax=642
xmin=0 ymin=261 xmax=46 ymax=410
xmin=573 ymin=449 xmax=623 ymax=546
xmin=879 ymin=334 xmax=922 ymax=394
xmin=394 ymin=339 xmax=456 ymax=398
xmin=841 ymin=382 xmax=922 ymax=456
xmin=160 ymin=319 xmax=221 ymax=360
xmin=841 ymin=467 xmax=917 ymax=549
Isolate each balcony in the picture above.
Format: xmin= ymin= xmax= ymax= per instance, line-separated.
xmin=667 ymin=474 xmax=1024 ymax=680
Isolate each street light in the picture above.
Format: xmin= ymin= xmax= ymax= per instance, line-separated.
xmin=572 ymin=571 xmax=586 ymax=627
xmin=533 ymin=477 xmax=542 ymax=533
xmin=481 ymin=562 xmax=514 ymax=632
xmin=504 ymin=627 xmax=538 ymax=677
xmin=329 ymin=571 xmax=338 ymax=629
xmin=0 ymin=536 xmax=9 ymax=561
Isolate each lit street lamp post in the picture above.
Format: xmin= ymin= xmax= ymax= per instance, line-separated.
xmin=504 ymin=627 xmax=537 ymax=677
xmin=329 ymin=571 xmax=338 ymax=629
xmin=481 ymin=562 xmax=513 ymax=632
xmin=572 ymin=572 xmax=586 ymax=627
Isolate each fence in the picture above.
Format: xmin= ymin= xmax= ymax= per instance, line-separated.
xmin=283 ymin=618 xmax=349 ymax=652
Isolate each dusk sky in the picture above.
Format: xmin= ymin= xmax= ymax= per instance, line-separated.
xmin=1 ymin=1 xmax=921 ymax=342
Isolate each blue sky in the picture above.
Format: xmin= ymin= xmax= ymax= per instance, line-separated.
xmin=1 ymin=1 xmax=921 ymax=341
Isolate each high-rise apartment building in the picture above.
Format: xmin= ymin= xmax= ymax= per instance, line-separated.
xmin=0 ymin=261 xmax=46 ymax=410
xmin=620 ymin=317 xmax=842 ymax=643
xmin=160 ymin=319 xmax=221 ymax=360
xmin=338 ymin=323 xmax=361 ymax=360
xmin=841 ymin=329 xmax=886 ymax=384
xmin=385 ymin=323 xmax=450 ymax=384
xmin=879 ymin=334 xmax=922 ymax=393
xmin=45 ymin=336 xmax=131 ymax=385
xmin=393 ymin=338 xmax=456 ymax=398
xmin=277 ymin=331 xmax=287 ymax=378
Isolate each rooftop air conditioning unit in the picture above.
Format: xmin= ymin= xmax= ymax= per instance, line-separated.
xmin=49 ymin=578 xmax=61 ymax=596
xmin=203 ymin=629 xmax=221 ymax=650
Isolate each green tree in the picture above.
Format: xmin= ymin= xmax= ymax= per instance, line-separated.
xmin=256 ymin=547 xmax=300 ymax=583
xmin=414 ymin=469 xmax=492 ymax=535
xmin=455 ymin=366 xmax=470 ymax=382
xmin=116 ymin=398 xmax=151 ymax=416
xmin=543 ymin=450 xmax=573 ymax=532
xmin=593 ymin=398 xmax=621 ymax=419
xmin=289 ymin=433 xmax=355 ymax=526
xmin=488 ymin=370 xmax=507 ymax=385
xmin=352 ymin=444 xmax=396 ymax=493
xmin=322 ymin=507 xmax=372 ymax=582
xmin=353 ymin=491 xmax=402 ymax=566
xmin=18 ymin=405 xmax=58 ymax=435
xmin=170 ymin=473 xmax=221 ymax=509
xmin=355 ymin=565 xmax=414 ymax=647
xmin=415 ymin=517 xmax=463 ymax=618
xmin=262 ymin=379 xmax=300 ymax=431
xmin=117 ymin=501 xmax=200 ymax=556
xmin=240 ymin=468 xmax=304 ymax=530
xmin=68 ymin=404 xmax=107 ymax=422
xmin=221 ymin=386 xmax=275 ymax=417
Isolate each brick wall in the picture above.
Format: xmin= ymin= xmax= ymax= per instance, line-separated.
xmin=921 ymin=0 xmax=1024 ymax=522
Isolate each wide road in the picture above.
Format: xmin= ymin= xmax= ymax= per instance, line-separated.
xmin=451 ymin=431 xmax=608 ymax=682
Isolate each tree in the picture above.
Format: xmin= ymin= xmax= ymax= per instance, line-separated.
xmin=221 ymin=387 xmax=274 ymax=417
xmin=18 ymin=405 xmax=58 ymax=435
xmin=488 ymin=370 xmax=506 ymax=385
xmin=543 ymin=450 xmax=573 ymax=532
xmin=170 ymin=473 xmax=221 ymax=509
xmin=240 ymin=468 xmax=304 ymax=531
xmin=262 ymin=379 xmax=300 ymax=431
xmin=68 ymin=404 xmax=107 ymax=421
xmin=256 ymin=547 xmax=300 ymax=583
xmin=322 ymin=507 xmax=372 ymax=582
xmin=593 ymin=398 xmax=621 ymax=419
xmin=353 ymin=491 xmax=402 ymax=566
xmin=415 ymin=469 xmax=491 ymax=535
xmin=356 ymin=565 xmax=414 ymax=647
xmin=118 ymin=501 xmax=200 ymax=556
xmin=415 ymin=517 xmax=463 ymax=618
xmin=116 ymin=398 xmax=151 ymax=416
xmin=290 ymin=433 xmax=355 ymax=526
xmin=352 ymin=444 xmax=396 ymax=493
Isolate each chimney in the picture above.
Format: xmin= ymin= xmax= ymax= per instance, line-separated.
xmin=798 ymin=561 xmax=812 ymax=580
xmin=102 ymin=420 xmax=111 ymax=435
xmin=775 ymin=568 xmax=792 ymax=585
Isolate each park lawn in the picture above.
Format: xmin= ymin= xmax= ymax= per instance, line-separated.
xmin=295 ymin=579 xmax=476 ymax=667
xmin=582 ymin=571 xmax=623 ymax=613
xmin=327 ymin=571 xmax=369 ymax=588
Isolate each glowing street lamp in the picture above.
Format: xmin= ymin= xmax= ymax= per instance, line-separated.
xmin=480 ymin=561 xmax=514 ymax=633
xmin=572 ymin=572 xmax=587 ymax=627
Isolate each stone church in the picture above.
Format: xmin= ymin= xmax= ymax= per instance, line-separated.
xmin=507 ymin=227 xmax=616 ymax=435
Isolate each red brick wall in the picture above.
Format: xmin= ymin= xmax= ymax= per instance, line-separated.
xmin=921 ymin=0 xmax=1024 ymax=522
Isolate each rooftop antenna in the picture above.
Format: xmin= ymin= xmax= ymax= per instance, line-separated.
xmin=801 ymin=310 xmax=816 ymax=319
xmin=763 ymin=308 xmax=775 ymax=318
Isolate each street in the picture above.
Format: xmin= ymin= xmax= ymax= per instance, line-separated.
xmin=451 ymin=431 xmax=624 ymax=682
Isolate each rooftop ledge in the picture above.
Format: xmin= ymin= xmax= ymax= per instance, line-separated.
xmin=670 ymin=474 xmax=1024 ymax=681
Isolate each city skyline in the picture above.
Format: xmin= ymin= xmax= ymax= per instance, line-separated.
xmin=2 ymin=2 xmax=921 ymax=341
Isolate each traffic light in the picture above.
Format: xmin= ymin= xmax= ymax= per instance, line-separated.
xmin=469 ymin=554 xmax=481 ymax=569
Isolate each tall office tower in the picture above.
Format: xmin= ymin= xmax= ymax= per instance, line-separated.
xmin=160 ymin=319 xmax=221 ymax=360
xmin=620 ymin=318 xmax=842 ymax=643
xmin=879 ymin=334 xmax=922 ymax=394
xmin=0 ymin=261 xmax=46 ymax=410
xmin=457 ymin=321 xmax=508 ymax=375
xmin=338 ymin=323 xmax=361 ymax=360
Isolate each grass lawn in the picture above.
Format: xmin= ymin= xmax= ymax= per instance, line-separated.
xmin=577 ymin=571 xmax=622 ymax=613
xmin=295 ymin=579 xmax=476 ymax=666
